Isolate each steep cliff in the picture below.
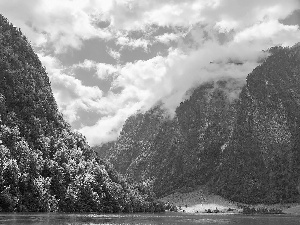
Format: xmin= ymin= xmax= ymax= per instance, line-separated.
xmin=0 ymin=15 xmax=163 ymax=213
xmin=98 ymin=45 xmax=300 ymax=204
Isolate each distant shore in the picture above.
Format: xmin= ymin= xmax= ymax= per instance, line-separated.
xmin=160 ymin=185 xmax=241 ymax=214
xmin=159 ymin=186 xmax=300 ymax=215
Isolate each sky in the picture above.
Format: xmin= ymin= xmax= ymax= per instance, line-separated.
xmin=2 ymin=0 xmax=300 ymax=146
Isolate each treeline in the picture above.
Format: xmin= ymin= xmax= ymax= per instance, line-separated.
xmin=0 ymin=14 xmax=164 ymax=213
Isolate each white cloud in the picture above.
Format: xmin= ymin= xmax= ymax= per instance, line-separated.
xmin=116 ymin=35 xmax=150 ymax=51
xmin=39 ymin=37 xmax=267 ymax=145
xmin=2 ymin=0 xmax=299 ymax=52
xmin=79 ymin=103 xmax=142 ymax=145
xmin=74 ymin=59 xmax=119 ymax=80
xmin=39 ymin=54 xmax=103 ymax=123
xmin=155 ymin=33 xmax=182 ymax=44
xmin=108 ymin=0 xmax=300 ymax=30
xmin=79 ymin=41 xmax=266 ymax=143
xmin=109 ymin=0 xmax=213 ymax=29
xmin=3 ymin=0 xmax=300 ymax=146
xmin=107 ymin=48 xmax=121 ymax=61
xmin=0 ymin=0 xmax=112 ymax=53
xmin=234 ymin=20 xmax=300 ymax=46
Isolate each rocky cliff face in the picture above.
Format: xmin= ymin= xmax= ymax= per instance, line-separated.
xmin=98 ymin=45 xmax=300 ymax=204
xmin=0 ymin=14 xmax=163 ymax=213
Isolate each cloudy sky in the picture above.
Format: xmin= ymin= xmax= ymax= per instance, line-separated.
xmin=2 ymin=0 xmax=300 ymax=146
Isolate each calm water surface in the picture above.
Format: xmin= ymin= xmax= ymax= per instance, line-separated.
xmin=0 ymin=212 xmax=299 ymax=225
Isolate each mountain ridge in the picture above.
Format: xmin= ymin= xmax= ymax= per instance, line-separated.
xmin=97 ymin=45 xmax=300 ymax=204
xmin=96 ymin=77 xmax=243 ymax=196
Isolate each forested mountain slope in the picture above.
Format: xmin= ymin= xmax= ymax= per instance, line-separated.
xmin=97 ymin=78 xmax=242 ymax=196
xmin=213 ymin=46 xmax=300 ymax=204
xmin=98 ymin=46 xmax=300 ymax=204
xmin=0 ymin=14 xmax=163 ymax=213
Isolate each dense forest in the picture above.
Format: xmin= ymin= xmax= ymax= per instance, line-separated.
xmin=98 ymin=46 xmax=300 ymax=204
xmin=0 ymin=14 xmax=164 ymax=213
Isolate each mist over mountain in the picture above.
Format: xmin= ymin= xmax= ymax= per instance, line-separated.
xmin=0 ymin=14 xmax=164 ymax=213
xmin=97 ymin=45 xmax=300 ymax=204
xmin=96 ymin=77 xmax=243 ymax=196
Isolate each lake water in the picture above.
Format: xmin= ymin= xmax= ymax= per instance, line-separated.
xmin=0 ymin=212 xmax=299 ymax=225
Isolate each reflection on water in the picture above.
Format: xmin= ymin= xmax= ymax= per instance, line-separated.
xmin=0 ymin=212 xmax=299 ymax=225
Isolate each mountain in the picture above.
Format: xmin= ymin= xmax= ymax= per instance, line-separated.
xmin=0 ymin=14 xmax=164 ymax=213
xmin=96 ymin=78 xmax=243 ymax=196
xmin=213 ymin=46 xmax=300 ymax=204
xmin=97 ymin=46 xmax=300 ymax=204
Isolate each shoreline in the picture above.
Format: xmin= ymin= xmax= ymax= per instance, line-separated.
xmin=159 ymin=186 xmax=300 ymax=215
xmin=160 ymin=186 xmax=241 ymax=214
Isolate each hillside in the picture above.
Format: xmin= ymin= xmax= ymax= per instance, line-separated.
xmin=96 ymin=78 xmax=243 ymax=196
xmin=97 ymin=46 xmax=300 ymax=204
xmin=213 ymin=46 xmax=300 ymax=204
xmin=0 ymin=14 xmax=164 ymax=213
